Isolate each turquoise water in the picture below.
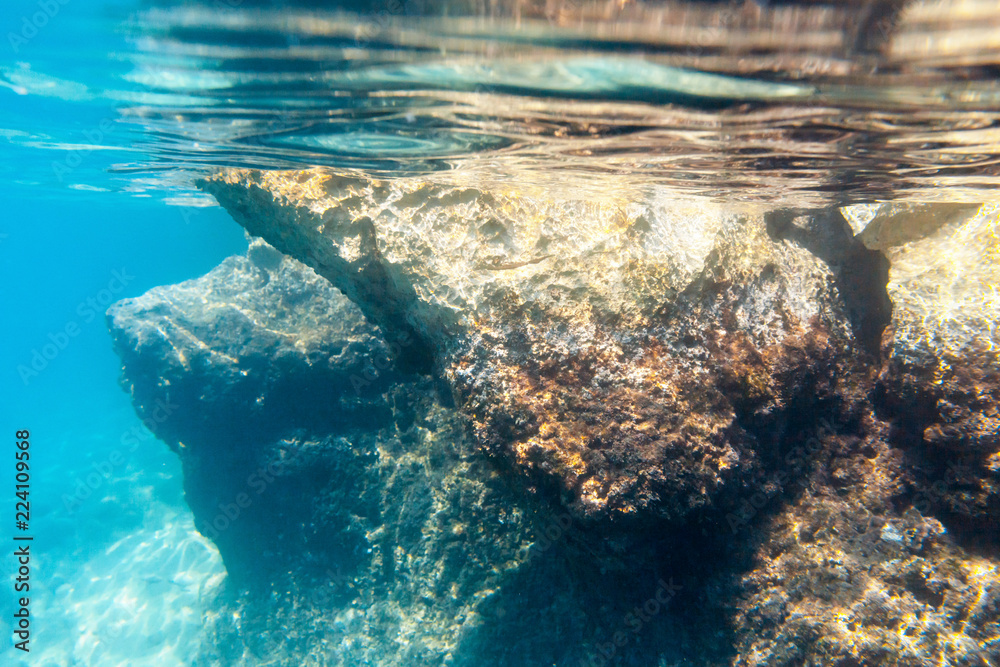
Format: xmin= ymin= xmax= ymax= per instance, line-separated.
xmin=3 ymin=0 xmax=1000 ymax=664
xmin=0 ymin=147 xmax=245 ymax=659
xmin=2 ymin=3 xmax=245 ymax=663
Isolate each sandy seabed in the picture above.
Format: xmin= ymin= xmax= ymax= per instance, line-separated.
xmin=2 ymin=410 xmax=226 ymax=667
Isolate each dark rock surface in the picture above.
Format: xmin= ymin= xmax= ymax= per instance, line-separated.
xmin=109 ymin=180 xmax=1000 ymax=665
xmin=108 ymin=239 xmax=406 ymax=583
xmin=106 ymin=242 xmax=721 ymax=665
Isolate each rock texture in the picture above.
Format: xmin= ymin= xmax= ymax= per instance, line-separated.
xmin=721 ymin=202 xmax=1000 ymax=666
xmin=850 ymin=204 xmax=1000 ymax=539
xmin=109 ymin=174 xmax=1000 ymax=666
xmin=722 ymin=409 xmax=1000 ymax=667
xmin=199 ymin=170 xmax=871 ymax=527
xmin=107 ymin=243 xmax=541 ymax=663
xmin=108 ymin=239 xmax=406 ymax=584
xmin=106 ymin=241 xmax=720 ymax=666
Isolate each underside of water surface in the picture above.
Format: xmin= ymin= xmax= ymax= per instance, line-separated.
xmin=4 ymin=0 xmax=1000 ymax=665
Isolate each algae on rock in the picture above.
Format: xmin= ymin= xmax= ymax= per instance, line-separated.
xmin=107 ymin=172 xmax=1000 ymax=666
xmin=199 ymin=169 xmax=865 ymax=525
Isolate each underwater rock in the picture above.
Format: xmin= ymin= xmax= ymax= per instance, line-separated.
xmin=199 ymin=169 xmax=875 ymax=526
xmin=108 ymin=194 xmax=1000 ymax=665
xmin=107 ymin=242 xmax=545 ymax=662
xmin=732 ymin=493 xmax=1000 ymax=666
xmin=721 ymin=409 xmax=1000 ymax=667
xmin=107 ymin=241 xmax=728 ymax=666
xmin=712 ymin=203 xmax=1000 ymax=666
xmin=107 ymin=240 xmax=405 ymax=580
xmin=843 ymin=202 xmax=982 ymax=251
xmin=868 ymin=204 xmax=1000 ymax=540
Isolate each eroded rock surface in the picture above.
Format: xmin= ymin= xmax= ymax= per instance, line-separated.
xmin=724 ymin=413 xmax=1000 ymax=666
xmin=108 ymin=243 xmax=538 ymax=663
xmin=109 ymin=178 xmax=1000 ymax=666
xmin=863 ymin=203 xmax=1000 ymax=544
xmin=106 ymin=242 xmax=718 ymax=666
xmin=200 ymin=170 xmax=872 ymax=526
xmin=108 ymin=240 xmax=402 ymax=580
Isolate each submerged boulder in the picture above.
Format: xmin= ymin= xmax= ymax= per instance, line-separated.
xmin=861 ymin=203 xmax=1000 ymax=540
xmin=107 ymin=243 xmax=538 ymax=663
xmin=107 ymin=240 xmax=404 ymax=580
xmin=109 ymin=176 xmax=1000 ymax=666
xmin=106 ymin=240 xmax=717 ymax=665
xmin=199 ymin=169 xmax=877 ymax=525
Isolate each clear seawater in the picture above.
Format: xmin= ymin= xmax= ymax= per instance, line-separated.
xmin=2 ymin=3 xmax=246 ymax=663
xmin=2 ymin=0 xmax=999 ymax=664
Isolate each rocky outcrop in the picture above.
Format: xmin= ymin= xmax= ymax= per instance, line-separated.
xmin=199 ymin=170 xmax=876 ymax=528
xmin=105 ymin=241 xmax=723 ymax=666
xmin=717 ymin=202 xmax=1000 ymax=666
xmin=107 ymin=242 xmax=537 ymax=663
xmin=108 ymin=239 xmax=407 ymax=583
xmin=863 ymin=204 xmax=1000 ymax=546
xmin=109 ymin=175 xmax=1000 ymax=666
xmin=722 ymin=405 xmax=1000 ymax=666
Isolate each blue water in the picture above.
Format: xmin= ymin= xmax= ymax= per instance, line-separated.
xmin=1 ymin=207 xmax=242 ymax=662
xmin=2 ymin=3 xmax=248 ymax=663
xmin=3 ymin=0 xmax=1000 ymax=663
